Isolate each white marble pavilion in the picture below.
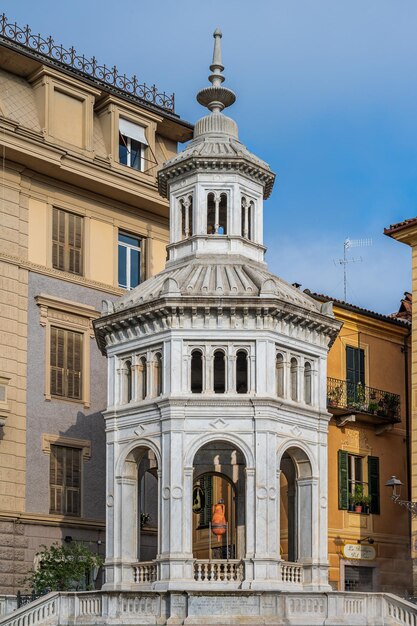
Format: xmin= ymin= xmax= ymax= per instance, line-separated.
xmin=94 ymin=29 xmax=341 ymax=595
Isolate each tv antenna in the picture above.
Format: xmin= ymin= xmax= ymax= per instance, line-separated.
xmin=334 ymin=238 xmax=372 ymax=302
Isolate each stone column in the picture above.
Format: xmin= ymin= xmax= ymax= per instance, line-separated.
xmin=156 ymin=413 xmax=193 ymax=589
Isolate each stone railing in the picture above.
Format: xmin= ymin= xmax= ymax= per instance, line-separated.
xmin=133 ymin=561 xmax=158 ymax=584
xmin=279 ymin=561 xmax=303 ymax=584
xmin=384 ymin=594 xmax=417 ymax=626
xmin=1 ymin=590 xmax=417 ymax=626
xmin=194 ymin=559 xmax=244 ymax=582
xmin=0 ymin=592 xmax=60 ymax=626
xmin=0 ymin=597 xmax=17 ymax=618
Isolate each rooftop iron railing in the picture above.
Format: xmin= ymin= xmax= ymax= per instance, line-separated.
xmin=327 ymin=377 xmax=401 ymax=422
xmin=0 ymin=14 xmax=175 ymax=113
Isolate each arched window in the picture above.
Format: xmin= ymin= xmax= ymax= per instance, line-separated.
xmin=138 ymin=356 xmax=147 ymax=400
xmin=241 ymin=197 xmax=253 ymax=240
xmin=191 ymin=350 xmax=203 ymax=393
xmin=236 ymin=350 xmax=248 ymax=393
xmin=125 ymin=360 xmax=133 ymax=403
xmin=153 ymin=353 xmax=162 ymax=397
xmin=218 ymin=193 xmax=227 ymax=235
xmin=276 ymin=353 xmax=284 ymax=397
xmin=290 ymin=358 xmax=298 ymax=401
xmin=207 ymin=192 xmax=228 ymax=235
xmin=207 ymin=193 xmax=216 ymax=234
xmin=304 ymin=362 xmax=312 ymax=405
xmin=213 ymin=350 xmax=226 ymax=393
xmin=180 ymin=196 xmax=193 ymax=239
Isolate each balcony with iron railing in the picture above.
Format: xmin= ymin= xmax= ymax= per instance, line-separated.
xmin=327 ymin=378 xmax=401 ymax=425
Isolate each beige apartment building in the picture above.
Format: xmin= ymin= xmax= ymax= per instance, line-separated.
xmin=0 ymin=15 xmax=192 ymax=593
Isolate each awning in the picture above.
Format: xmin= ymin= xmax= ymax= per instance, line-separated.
xmin=119 ymin=118 xmax=148 ymax=145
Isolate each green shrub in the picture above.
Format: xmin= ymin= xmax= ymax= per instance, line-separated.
xmin=27 ymin=542 xmax=103 ymax=593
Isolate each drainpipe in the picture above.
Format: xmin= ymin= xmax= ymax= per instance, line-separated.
xmin=403 ymin=330 xmax=411 ymax=504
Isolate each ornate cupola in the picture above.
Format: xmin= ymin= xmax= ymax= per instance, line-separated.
xmin=158 ymin=29 xmax=275 ymax=266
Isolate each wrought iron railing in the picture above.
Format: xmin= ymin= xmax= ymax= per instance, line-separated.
xmin=327 ymin=377 xmax=401 ymax=422
xmin=0 ymin=14 xmax=175 ymax=112
xmin=16 ymin=590 xmax=47 ymax=608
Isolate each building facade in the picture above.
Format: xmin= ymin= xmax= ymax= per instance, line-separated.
xmin=385 ymin=219 xmax=417 ymax=593
xmin=308 ymin=293 xmax=411 ymax=595
xmin=0 ymin=15 xmax=192 ymax=594
xmin=94 ymin=29 xmax=341 ymax=593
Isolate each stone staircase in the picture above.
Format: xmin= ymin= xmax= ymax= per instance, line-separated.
xmin=0 ymin=589 xmax=416 ymax=625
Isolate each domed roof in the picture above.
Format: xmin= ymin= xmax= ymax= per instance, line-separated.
xmin=104 ymin=257 xmax=322 ymax=315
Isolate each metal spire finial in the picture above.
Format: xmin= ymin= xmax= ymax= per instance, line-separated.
xmin=196 ymin=28 xmax=236 ymax=113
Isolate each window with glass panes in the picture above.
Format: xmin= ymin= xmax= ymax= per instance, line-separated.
xmin=50 ymin=327 xmax=83 ymax=400
xmin=50 ymin=445 xmax=81 ymax=516
xmin=118 ymin=119 xmax=147 ymax=172
xmin=52 ymin=208 xmax=83 ymax=275
xmin=118 ymin=231 xmax=142 ymax=290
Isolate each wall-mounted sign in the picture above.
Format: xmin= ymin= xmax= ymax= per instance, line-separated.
xmin=342 ymin=543 xmax=376 ymax=561
xmin=192 ymin=485 xmax=205 ymax=514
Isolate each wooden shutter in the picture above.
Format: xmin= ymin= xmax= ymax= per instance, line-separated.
xmin=50 ymin=445 xmax=64 ymax=514
xmin=68 ymin=212 xmax=83 ymax=275
xmin=50 ymin=327 xmax=65 ymax=396
xmin=338 ymin=450 xmax=349 ymax=510
xmin=65 ymin=447 xmax=81 ymax=516
xmin=50 ymin=446 xmax=81 ymax=516
xmin=66 ymin=330 xmax=82 ymax=400
xmin=52 ymin=208 xmax=66 ymax=271
xmin=346 ymin=346 xmax=365 ymax=386
xmin=50 ymin=328 xmax=82 ymax=399
xmin=52 ymin=208 xmax=83 ymax=275
xmin=368 ymin=456 xmax=380 ymax=514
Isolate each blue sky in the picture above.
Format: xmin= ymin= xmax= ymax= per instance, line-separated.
xmin=3 ymin=0 xmax=416 ymax=314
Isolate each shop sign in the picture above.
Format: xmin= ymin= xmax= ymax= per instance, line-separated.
xmin=342 ymin=543 xmax=376 ymax=560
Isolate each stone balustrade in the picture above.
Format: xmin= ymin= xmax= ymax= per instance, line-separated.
xmin=279 ymin=561 xmax=303 ymax=584
xmin=1 ymin=590 xmax=417 ymax=625
xmin=194 ymin=559 xmax=244 ymax=582
xmin=132 ymin=561 xmax=157 ymax=583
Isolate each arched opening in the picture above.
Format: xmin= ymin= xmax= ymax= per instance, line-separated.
xmin=304 ymin=362 xmax=312 ymax=405
xmin=192 ymin=441 xmax=246 ymax=564
xmin=125 ymin=359 xmax=133 ymax=403
xmin=191 ymin=350 xmax=203 ymax=393
xmin=218 ymin=193 xmax=227 ymax=235
xmin=138 ymin=356 xmax=147 ymax=400
xmin=236 ymin=350 xmax=248 ymax=393
xmin=153 ymin=353 xmax=162 ymax=397
xmin=279 ymin=447 xmax=313 ymax=563
xmin=119 ymin=446 xmax=159 ymax=572
xmin=213 ymin=350 xmax=226 ymax=393
xmin=207 ymin=192 xmax=227 ymax=235
xmin=290 ymin=357 xmax=298 ymax=401
xmin=207 ymin=192 xmax=215 ymax=234
xmin=276 ymin=353 xmax=284 ymax=397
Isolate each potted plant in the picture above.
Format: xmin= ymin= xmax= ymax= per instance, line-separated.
xmin=382 ymin=392 xmax=400 ymax=419
xmin=348 ymin=493 xmax=356 ymax=512
xmin=367 ymin=402 xmax=378 ymax=415
xmin=362 ymin=494 xmax=372 ymax=515
xmin=353 ymin=484 xmax=364 ymax=513
xmin=328 ymin=384 xmax=343 ymax=407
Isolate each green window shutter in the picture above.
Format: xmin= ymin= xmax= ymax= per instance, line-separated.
xmin=368 ymin=456 xmax=380 ymax=514
xmin=338 ymin=450 xmax=349 ymax=510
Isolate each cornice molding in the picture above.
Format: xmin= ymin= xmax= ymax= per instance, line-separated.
xmin=0 ymin=251 xmax=124 ymax=296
